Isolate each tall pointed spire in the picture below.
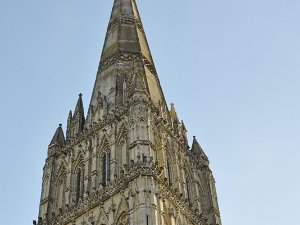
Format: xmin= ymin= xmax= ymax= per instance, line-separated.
xmin=89 ymin=0 xmax=166 ymax=116
xmin=99 ymin=0 xmax=154 ymax=69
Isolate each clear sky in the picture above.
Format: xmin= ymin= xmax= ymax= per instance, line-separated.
xmin=0 ymin=0 xmax=299 ymax=224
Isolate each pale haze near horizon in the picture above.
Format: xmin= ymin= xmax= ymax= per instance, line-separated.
xmin=0 ymin=0 xmax=299 ymax=225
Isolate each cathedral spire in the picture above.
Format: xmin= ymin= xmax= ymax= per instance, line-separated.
xmin=88 ymin=0 xmax=167 ymax=116
xmin=37 ymin=1 xmax=222 ymax=224
xmin=99 ymin=0 xmax=153 ymax=68
xmin=49 ymin=124 xmax=65 ymax=146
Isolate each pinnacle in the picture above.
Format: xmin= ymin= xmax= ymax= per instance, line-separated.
xmin=170 ymin=103 xmax=178 ymax=121
xmin=191 ymin=136 xmax=207 ymax=158
xmin=74 ymin=93 xmax=84 ymax=118
xmin=49 ymin=124 xmax=66 ymax=146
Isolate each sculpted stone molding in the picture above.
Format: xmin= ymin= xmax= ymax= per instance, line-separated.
xmin=107 ymin=15 xmax=145 ymax=34
xmin=97 ymin=51 xmax=158 ymax=78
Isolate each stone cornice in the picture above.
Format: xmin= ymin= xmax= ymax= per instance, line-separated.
xmin=98 ymin=51 xmax=157 ymax=76
xmin=128 ymin=140 xmax=156 ymax=150
xmin=107 ymin=15 xmax=145 ymax=34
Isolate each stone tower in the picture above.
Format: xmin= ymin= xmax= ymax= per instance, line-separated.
xmin=35 ymin=1 xmax=222 ymax=225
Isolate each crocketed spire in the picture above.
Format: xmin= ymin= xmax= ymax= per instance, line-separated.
xmin=89 ymin=0 xmax=167 ymax=113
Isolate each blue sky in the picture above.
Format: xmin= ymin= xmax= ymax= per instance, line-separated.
xmin=0 ymin=0 xmax=299 ymax=224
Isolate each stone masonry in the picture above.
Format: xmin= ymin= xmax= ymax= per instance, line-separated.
xmin=35 ymin=0 xmax=222 ymax=225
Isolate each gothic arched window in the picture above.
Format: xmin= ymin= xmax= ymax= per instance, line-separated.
xmin=166 ymin=157 xmax=172 ymax=186
xmin=137 ymin=118 xmax=147 ymax=140
xmin=100 ymin=151 xmax=111 ymax=188
xmin=185 ymin=176 xmax=196 ymax=207
xmin=56 ymin=173 xmax=66 ymax=211
xmin=74 ymin=163 xmax=84 ymax=202
xmin=186 ymin=179 xmax=192 ymax=205
xmin=101 ymin=154 xmax=107 ymax=187
xmin=165 ymin=144 xmax=177 ymax=186
xmin=123 ymin=80 xmax=127 ymax=104
xmin=116 ymin=132 xmax=128 ymax=176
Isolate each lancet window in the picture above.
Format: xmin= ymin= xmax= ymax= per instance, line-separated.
xmin=184 ymin=169 xmax=194 ymax=206
xmin=166 ymin=157 xmax=172 ymax=186
xmin=74 ymin=162 xmax=85 ymax=202
xmin=56 ymin=173 xmax=66 ymax=211
xmin=186 ymin=179 xmax=192 ymax=205
xmin=116 ymin=131 xmax=128 ymax=176
xmin=100 ymin=151 xmax=111 ymax=188
xmin=137 ymin=118 xmax=147 ymax=140
xmin=165 ymin=145 xmax=176 ymax=186
xmin=123 ymin=80 xmax=127 ymax=104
